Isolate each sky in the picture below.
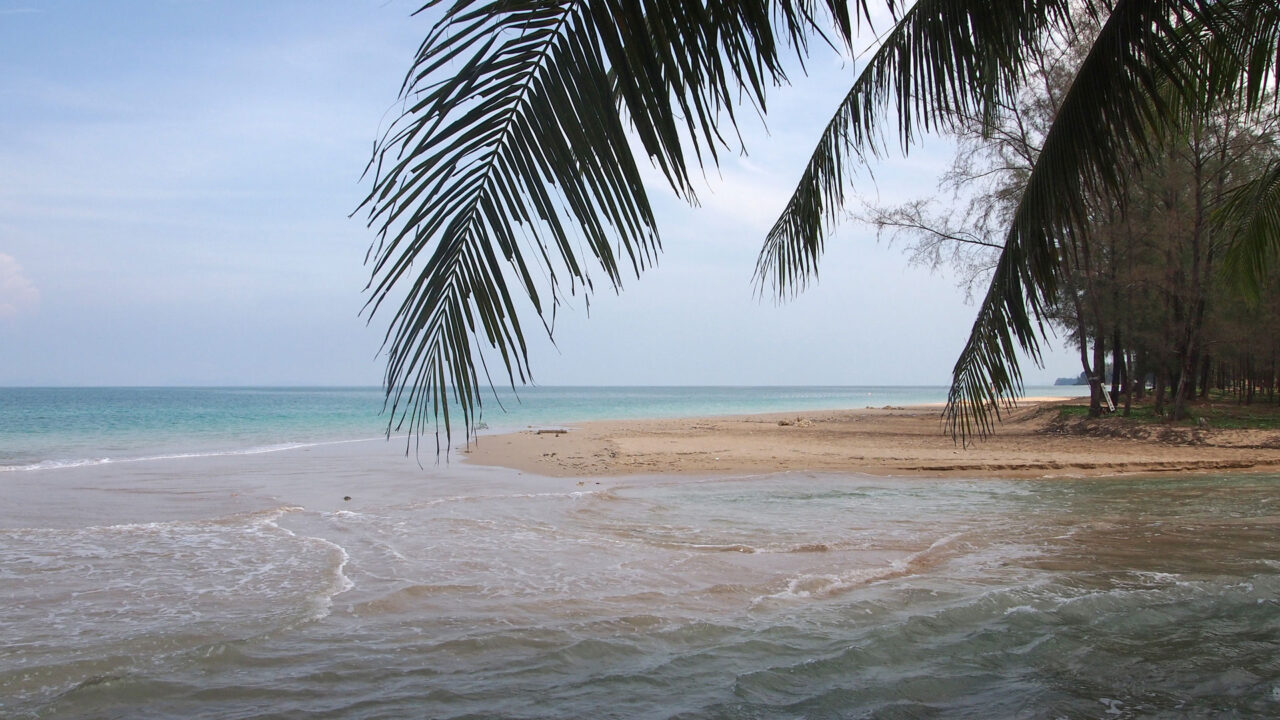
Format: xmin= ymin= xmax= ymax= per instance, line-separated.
xmin=0 ymin=0 xmax=1082 ymax=388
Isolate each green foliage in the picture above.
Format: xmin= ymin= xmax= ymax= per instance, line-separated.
xmin=1221 ymin=160 xmax=1280 ymax=299
xmin=944 ymin=0 xmax=1230 ymax=440
xmin=1201 ymin=410 xmax=1280 ymax=430
xmin=1058 ymin=401 xmax=1280 ymax=430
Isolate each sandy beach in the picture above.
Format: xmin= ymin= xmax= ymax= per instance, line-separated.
xmin=465 ymin=398 xmax=1280 ymax=478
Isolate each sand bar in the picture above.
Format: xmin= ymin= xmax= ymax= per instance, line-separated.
xmin=465 ymin=399 xmax=1280 ymax=478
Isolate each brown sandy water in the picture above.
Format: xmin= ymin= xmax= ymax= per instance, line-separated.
xmin=2 ymin=440 xmax=1279 ymax=718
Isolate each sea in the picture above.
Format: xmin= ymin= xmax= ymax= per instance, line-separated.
xmin=3 ymin=386 xmax=1279 ymax=719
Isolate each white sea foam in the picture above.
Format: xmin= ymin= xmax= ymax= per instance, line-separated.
xmin=267 ymin=515 xmax=355 ymax=622
xmin=1130 ymin=571 xmax=1188 ymax=586
xmin=751 ymin=532 xmax=968 ymax=605
xmin=756 ymin=566 xmax=906 ymax=603
xmin=1003 ymin=604 xmax=1039 ymax=616
xmin=0 ymin=437 xmax=382 ymax=473
xmin=1 ymin=504 xmax=366 ymax=712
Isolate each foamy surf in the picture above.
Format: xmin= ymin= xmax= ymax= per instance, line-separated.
xmin=0 ymin=437 xmax=383 ymax=473
xmin=0 ymin=505 xmax=360 ymax=710
xmin=750 ymin=532 xmax=969 ymax=605
xmin=4 ymin=430 xmax=1278 ymax=718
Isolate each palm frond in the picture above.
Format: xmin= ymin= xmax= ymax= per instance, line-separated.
xmin=1201 ymin=0 xmax=1280 ymax=111
xmin=754 ymin=0 xmax=1075 ymax=299
xmin=1198 ymin=0 xmax=1280 ymax=300
xmin=361 ymin=0 xmax=859 ymax=448
xmin=587 ymin=0 xmax=856 ymax=194
xmin=942 ymin=239 xmax=1036 ymax=439
xmin=944 ymin=0 xmax=1206 ymax=440
xmin=1220 ymin=160 xmax=1280 ymax=300
xmin=361 ymin=0 xmax=663 ymax=451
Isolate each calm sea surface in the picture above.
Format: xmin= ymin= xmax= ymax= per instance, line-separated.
xmin=3 ymin=386 xmax=1278 ymax=718
xmin=0 ymin=386 xmax=1084 ymax=471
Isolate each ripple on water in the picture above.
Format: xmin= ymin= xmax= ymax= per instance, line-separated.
xmin=8 ymin=473 xmax=1280 ymax=718
xmin=0 ymin=506 xmax=352 ymax=713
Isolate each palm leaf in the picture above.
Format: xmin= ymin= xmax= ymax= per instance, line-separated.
xmin=1220 ymin=160 xmax=1280 ymax=299
xmin=943 ymin=0 xmax=1206 ymax=440
xmin=754 ymin=0 xmax=1076 ymax=299
xmin=361 ymin=0 xmax=661 ymax=451
xmin=1196 ymin=0 xmax=1280 ymax=300
xmin=751 ymin=0 xmax=1196 ymax=438
xmin=1202 ymin=0 xmax=1280 ymax=111
xmin=361 ymin=0 xmax=857 ymax=448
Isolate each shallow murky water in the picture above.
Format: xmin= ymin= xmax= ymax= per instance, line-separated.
xmin=3 ymin=443 xmax=1278 ymax=718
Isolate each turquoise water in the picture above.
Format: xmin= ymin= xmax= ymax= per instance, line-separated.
xmin=0 ymin=387 xmax=383 ymax=469
xmin=0 ymin=385 xmax=1084 ymax=470
xmin=13 ymin=385 xmax=1277 ymax=720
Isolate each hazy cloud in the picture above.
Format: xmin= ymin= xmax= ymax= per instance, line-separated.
xmin=0 ymin=254 xmax=39 ymax=318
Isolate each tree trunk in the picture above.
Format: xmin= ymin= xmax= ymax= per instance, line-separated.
xmin=1154 ymin=365 xmax=1168 ymax=416
xmin=1111 ymin=326 xmax=1125 ymax=408
xmin=1090 ymin=331 xmax=1107 ymax=417
xmin=1246 ymin=355 xmax=1255 ymax=405
xmin=1133 ymin=350 xmax=1148 ymax=401
xmin=1269 ymin=364 xmax=1274 ymax=404
xmin=1172 ymin=348 xmax=1196 ymax=420
xmin=1198 ymin=352 xmax=1211 ymax=399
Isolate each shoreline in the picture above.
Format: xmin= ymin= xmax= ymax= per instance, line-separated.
xmin=464 ymin=398 xmax=1280 ymax=479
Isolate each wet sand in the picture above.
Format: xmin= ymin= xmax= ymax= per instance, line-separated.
xmin=465 ymin=398 xmax=1280 ymax=478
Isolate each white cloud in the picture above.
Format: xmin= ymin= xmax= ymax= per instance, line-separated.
xmin=0 ymin=254 xmax=39 ymax=318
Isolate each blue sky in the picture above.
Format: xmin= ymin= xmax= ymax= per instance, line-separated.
xmin=0 ymin=1 xmax=1081 ymax=387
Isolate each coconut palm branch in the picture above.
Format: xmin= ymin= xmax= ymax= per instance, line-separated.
xmin=364 ymin=0 xmax=1280 ymax=448
xmin=753 ymin=0 xmax=1074 ymax=300
xmin=754 ymin=0 xmax=1220 ymax=439
xmin=1210 ymin=0 xmax=1280 ymax=299
xmin=1220 ymin=159 xmax=1280 ymax=299
xmin=1207 ymin=0 xmax=1280 ymax=112
xmin=360 ymin=0 xmax=854 ymax=447
xmin=942 ymin=0 xmax=1215 ymax=439
xmin=945 ymin=0 xmax=1280 ymax=439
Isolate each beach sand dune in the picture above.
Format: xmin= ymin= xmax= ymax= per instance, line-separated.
xmin=466 ymin=399 xmax=1280 ymax=478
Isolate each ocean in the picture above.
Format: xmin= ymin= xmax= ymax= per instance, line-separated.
xmin=0 ymin=385 xmax=1085 ymax=472
xmin=4 ymin=386 xmax=1278 ymax=718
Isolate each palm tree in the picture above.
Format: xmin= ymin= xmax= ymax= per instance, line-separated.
xmin=359 ymin=0 xmax=1279 ymax=447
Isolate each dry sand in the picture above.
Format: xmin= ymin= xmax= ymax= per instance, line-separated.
xmin=464 ymin=398 xmax=1280 ymax=478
